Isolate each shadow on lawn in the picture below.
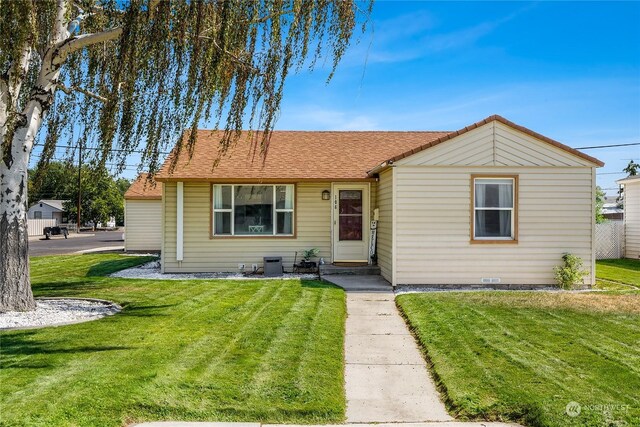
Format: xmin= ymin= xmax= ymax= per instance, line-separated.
xmin=300 ymin=279 xmax=341 ymax=290
xmin=119 ymin=303 xmax=176 ymax=317
xmin=1 ymin=330 xmax=133 ymax=358
xmin=31 ymin=281 xmax=103 ymax=298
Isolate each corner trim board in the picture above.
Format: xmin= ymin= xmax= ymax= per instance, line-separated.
xmin=176 ymin=182 xmax=184 ymax=261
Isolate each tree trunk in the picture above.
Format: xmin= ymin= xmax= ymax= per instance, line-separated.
xmin=0 ymin=161 xmax=36 ymax=312
xmin=0 ymin=51 xmax=57 ymax=312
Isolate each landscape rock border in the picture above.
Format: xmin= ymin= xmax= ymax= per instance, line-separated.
xmin=111 ymin=261 xmax=319 ymax=281
xmin=0 ymin=297 xmax=121 ymax=330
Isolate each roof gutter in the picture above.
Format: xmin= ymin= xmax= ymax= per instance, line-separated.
xmin=617 ymin=175 xmax=640 ymax=185
xmin=367 ymin=160 xmax=393 ymax=177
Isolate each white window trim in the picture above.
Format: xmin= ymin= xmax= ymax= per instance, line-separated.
xmin=212 ymin=184 xmax=295 ymax=237
xmin=473 ymin=177 xmax=515 ymax=241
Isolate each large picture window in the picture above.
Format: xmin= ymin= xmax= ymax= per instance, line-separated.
xmin=212 ymin=184 xmax=294 ymax=236
xmin=472 ymin=177 xmax=517 ymax=241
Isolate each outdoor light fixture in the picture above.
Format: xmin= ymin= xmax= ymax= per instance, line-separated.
xmin=322 ymin=190 xmax=330 ymax=200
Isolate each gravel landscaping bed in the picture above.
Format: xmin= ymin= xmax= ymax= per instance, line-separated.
xmin=395 ymin=285 xmax=602 ymax=294
xmin=0 ymin=298 xmax=120 ymax=329
xmin=110 ymin=261 xmax=319 ymax=281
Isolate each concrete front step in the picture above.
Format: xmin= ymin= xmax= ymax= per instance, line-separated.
xmin=320 ymin=264 xmax=381 ymax=276
xmin=321 ymin=275 xmax=392 ymax=292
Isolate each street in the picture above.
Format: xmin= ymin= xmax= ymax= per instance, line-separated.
xmin=29 ymin=229 xmax=125 ymax=257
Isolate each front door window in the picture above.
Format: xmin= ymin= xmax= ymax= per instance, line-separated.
xmin=339 ymin=190 xmax=363 ymax=241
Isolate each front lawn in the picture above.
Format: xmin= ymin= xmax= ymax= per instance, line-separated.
xmin=1 ymin=254 xmax=346 ymax=427
xmin=596 ymin=258 xmax=640 ymax=290
xmin=397 ymin=291 xmax=640 ymax=427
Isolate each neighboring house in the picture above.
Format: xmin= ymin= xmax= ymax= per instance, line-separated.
xmin=602 ymin=195 xmax=623 ymax=221
xmin=124 ymin=173 xmax=163 ymax=252
xmin=617 ymin=176 xmax=640 ymax=259
xmin=154 ymin=115 xmax=603 ymax=287
xmin=27 ymin=199 xmax=65 ymax=223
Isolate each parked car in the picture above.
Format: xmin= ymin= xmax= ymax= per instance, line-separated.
xmin=44 ymin=226 xmax=68 ymax=239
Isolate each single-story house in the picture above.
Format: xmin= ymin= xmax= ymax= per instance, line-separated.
xmin=27 ymin=199 xmax=65 ymax=223
xmin=123 ymin=173 xmax=163 ymax=252
xmin=153 ymin=115 xmax=603 ymax=287
xmin=617 ymin=175 xmax=640 ymax=259
xmin=602 ymin=195 xmax=623 ymax=221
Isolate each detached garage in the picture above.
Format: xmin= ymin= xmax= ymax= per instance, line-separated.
xmin=124 ymin=173 xmax=162 ymax=252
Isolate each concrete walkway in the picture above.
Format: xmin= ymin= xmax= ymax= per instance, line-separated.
xmin=345 ymin=291 xmax=452 ymax=423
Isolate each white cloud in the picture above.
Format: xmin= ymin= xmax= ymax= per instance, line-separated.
xmin=345 ymin=3 xmax=537 ymax=65
xmin=278 ymin=105 xmax=379 ymax=130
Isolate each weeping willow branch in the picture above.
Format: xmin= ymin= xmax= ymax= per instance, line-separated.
xmin=199 ymin=37 xmax=262 ymax=75
xmin=71 ymin=0 xmax=104 ymax=14
xmin=52 ymin=27 xmax=123 ymax=66
xmin=57 ymin=83 xmax=108 ymax=102
xmin=3 ymin=0 xmax=371 ymax=174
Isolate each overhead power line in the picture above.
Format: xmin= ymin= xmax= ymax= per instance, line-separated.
xmin=576 ymin=142 xmax=640 ymax=149
xmin=33 ymin=141 xmax=640 ymax=155
xmin=41 ymin=144 xmax=172 ymax=156
xmin=28 ymin=153 xmax=143 ymax=169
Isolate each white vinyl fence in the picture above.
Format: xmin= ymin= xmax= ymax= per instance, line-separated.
xmin=595 ymin=221 xmax=625 ymax=259
xmin=27 ymin=218 xmax=57 ymax=237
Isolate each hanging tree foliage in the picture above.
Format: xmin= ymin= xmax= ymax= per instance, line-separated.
xmin=0 ymin=0 xmax=371 ymax=311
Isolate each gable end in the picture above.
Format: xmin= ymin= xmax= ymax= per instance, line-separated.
xmin=371 ymin=115 xmax=604 ymax=172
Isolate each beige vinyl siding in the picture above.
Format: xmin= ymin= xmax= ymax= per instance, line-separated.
xmin=395 ymin=121 xmax=594 ymax=168
xmin=125 ymin=199 xmax=162 ymax=251
xmin=394 ymin=166 xmax=595 ymax=286
xmin=395 ymin=125 xmax=494 ymax=166
xmin=625 ymin=181 xmax=640 ymax=259
xmin=163 ymin=182 xmax=333 ymax=272
xmin=376 ymin=168 xmax=393 ymax=282
xmin=494 ymin=122 xmax=592 ymax=167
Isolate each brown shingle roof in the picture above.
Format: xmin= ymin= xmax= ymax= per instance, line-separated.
xmin=155 ymin=130 xmax=450 ymax=181
xmin=124 ymin=173 xmax=162 ymax=200
xmin=154 ymin=115 xmax=603 ymax=182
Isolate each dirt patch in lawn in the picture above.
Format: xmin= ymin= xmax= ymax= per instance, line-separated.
xmin=449 ymin=291 xmax=640 ymax=315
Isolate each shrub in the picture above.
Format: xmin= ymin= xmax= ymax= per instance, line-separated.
xmin=554 ymin=253 xmax=588 ymax=289
xmin=302 ymin=248 xmax=320 ymax=261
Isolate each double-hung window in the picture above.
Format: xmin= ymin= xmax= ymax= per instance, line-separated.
xmin=472 ymin=176 xmax=517 ymax=241
xmin=212 ymin=184 xmax=294 ymax=236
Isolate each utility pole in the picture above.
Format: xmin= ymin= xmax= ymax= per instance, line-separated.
xmin=77 ymin=141 xmax=82 ymax=233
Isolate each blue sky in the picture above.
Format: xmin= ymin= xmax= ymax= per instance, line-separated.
xmin=274 ymin=1 xmax=640 ymax=195
xmin=31 ymin=1 xmax=640 ymax=195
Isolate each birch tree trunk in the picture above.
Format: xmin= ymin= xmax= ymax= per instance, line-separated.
xmin=0 ymin=158 xmax=35 ymax=311
xmin=0 ymin=42 xmax=63 ymax=312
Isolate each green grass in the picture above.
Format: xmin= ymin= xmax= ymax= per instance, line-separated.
xmin=397 ymin=291 xmax=640 ymax=427
xmin=1 ymin=254 xmax=346 ymax=427
xmin=595 ymin=258 xmax=640 ymax=290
